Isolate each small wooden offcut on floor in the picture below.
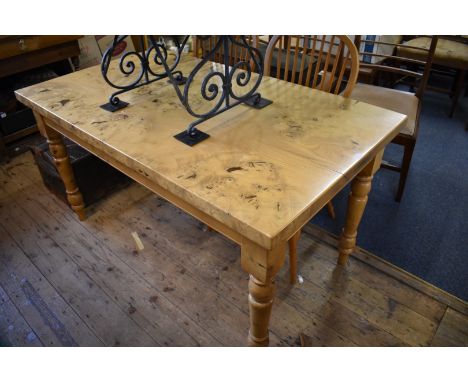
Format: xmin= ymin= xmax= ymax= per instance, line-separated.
xmin=1 ymin=152 xmax=467 ymax=346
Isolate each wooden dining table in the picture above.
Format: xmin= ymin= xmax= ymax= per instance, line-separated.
xmin=15 ymin=55 xmax=406 ymax=346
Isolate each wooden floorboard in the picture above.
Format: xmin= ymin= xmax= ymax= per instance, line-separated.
xmin=431 ymin=308 xmax=468 ymax=347
xmin=303 ymin=225 xmax=468 ymax=317
xmin=0 ymin=283 xmax=43 ymax=346
xmin=0 ymin=152 xmax=467 ymax=346
xmin=0 ymin=298 xmax=43 ymax=346
xmin=0 ymin=224 xmax=102 ymax=346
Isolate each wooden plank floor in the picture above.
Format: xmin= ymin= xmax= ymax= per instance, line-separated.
xmin=1 ymin=152 xmax=467 ymax=346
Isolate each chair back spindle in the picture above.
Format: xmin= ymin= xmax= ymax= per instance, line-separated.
xmin=193 ymin=36 xmax=259 ymax=69
xmin=264 ymin=35 xmax=359 ymax=97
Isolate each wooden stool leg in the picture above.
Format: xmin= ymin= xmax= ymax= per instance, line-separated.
xmin=248 ymin=275 xmax=275 ymax=346
xmin=42 ymin=121 xmax=86 ymax=221
xmin=395 ymin=140 xmax=415 ymax=202
xmin=449 ymin=69 xmax=466 ymax=118
xmin=326 ymin=201 xmax=336 ymax=219
xmin=288 ymin=230 xmax=301 ymax=284
xmin=338 ymin=153 xmax=382 ymax=266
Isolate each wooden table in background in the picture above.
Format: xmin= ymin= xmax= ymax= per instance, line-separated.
xmin=15 ymin=57 xmax=406 ymax=346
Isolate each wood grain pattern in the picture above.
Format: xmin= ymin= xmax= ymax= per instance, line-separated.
xmin=431 ymin=308 xmax=468 ymax=346
xmin=0 ymin=225 xmax=102 ymax=346
xmin=0 ymin=298 xmax=42 ymax=347
xmin=304 ymin=224 xmax=466 ymax=317
xmin=15 ymin=56 xmax=406 ymax=251
xmin=14 ymin=55 xmax=406 ymax=345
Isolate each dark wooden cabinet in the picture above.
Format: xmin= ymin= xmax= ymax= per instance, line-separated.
xmin=0 ymin=35 xmax=81 ymax=78
xmin=0 ymin=35 xmax=82 ymax=161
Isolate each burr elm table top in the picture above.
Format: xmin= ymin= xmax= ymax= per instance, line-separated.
xmin=15 ymin=57 xmax=406 ymax=250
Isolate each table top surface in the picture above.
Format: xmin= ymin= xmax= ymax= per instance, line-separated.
xmin=15 ymin=55 xmax=406 ymax=249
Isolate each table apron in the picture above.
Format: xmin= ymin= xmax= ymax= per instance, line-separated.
xmin=41 ymin=116 xmax=246 ymax=246
xmin=37 ymin=111 xmax=393 ymax=254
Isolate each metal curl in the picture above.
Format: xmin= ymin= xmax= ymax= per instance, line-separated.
xmin=180 ymin=37 xmax=226 ymax=119
xmin=118 ymin=51 xmax=138 ymax=75
xmin=101 ymin=35 xmax=271 ymax=143
xmin=227 ymin=42 xmax=262 ymax=101
xmin=101 ymin=37 xmax=145 ymax=90
xmin=184 ymin=69 xmax=226 ymax=120
xmin=232 ymin=60 xmax=252 ymax=85
xmin=111 ymin=96 xmax=121 ymax=106
xmin=201 ymin=71 xmax=222 ymax=101
xmin=100 ymin=35 xmax=187 ymax=110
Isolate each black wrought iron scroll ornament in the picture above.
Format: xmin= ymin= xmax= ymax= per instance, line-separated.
xmin=100 ymin=35 xmax=189 ymax=112
xmin=100 ymin=36 xmax=272 ymax=146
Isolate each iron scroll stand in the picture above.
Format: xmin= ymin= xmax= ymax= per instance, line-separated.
xmin=100 ymin=36 xmax=272 ymax=146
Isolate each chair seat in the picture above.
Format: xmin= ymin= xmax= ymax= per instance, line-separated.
xmin=350 ymin=83 xmax=418 ymax=137
xmin=398 ymin=37 xmax=468 ymax=70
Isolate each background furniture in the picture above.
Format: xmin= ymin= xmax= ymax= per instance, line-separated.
xmin=193 ymin=35 xmax=260 ymax=69
xmin=0 ymin=35 xmax=81 ymax=162
xmin=264 ymin=35 xmax=359 ymax=283
xmin=398 ymin=36 xmax=468 ymax=117
xmin=0 ymin=35 xmax=81 ymax=78
xmin=351 ymin=35 xmax=438 ymax=202
xmin=264 ymin=35 xmax=358 ymax=94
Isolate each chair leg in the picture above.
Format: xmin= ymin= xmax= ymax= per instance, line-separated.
xmin=395 ymin=140 xmax=416 ymax=202
xmin=326 ymin=201 xmax=336 ymax=219
xmin=288 ymin=230 xmax=301 ymax=284
xmin=449 ymin=69 xmax=466 ymax=118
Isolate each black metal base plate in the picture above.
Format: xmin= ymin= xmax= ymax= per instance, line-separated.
xmin=100 ymin=101 xmax=129 ymax=112
xmin=168 ymin=76 xmax=187 ymax=86
xmin=174 ymin=129 xmax=210 ymax=146
xmin=243 ymin=97 xmax=272 ymax=109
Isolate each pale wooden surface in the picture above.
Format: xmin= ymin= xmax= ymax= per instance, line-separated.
xmin=14 ymin=55 xmax=406 ymax=346
xmin=15 ymin=56 xmax=406 ymax=251
xmin=1 ymin=153 xmax=467 ymax=346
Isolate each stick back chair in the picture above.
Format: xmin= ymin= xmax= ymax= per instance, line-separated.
xmin=264 ymin=35 xmax=359 ymax=284
xmin=264 ymin=35 xmax=359 ymax=96
xmin=351 ymin=35 xmax=438 ymax=202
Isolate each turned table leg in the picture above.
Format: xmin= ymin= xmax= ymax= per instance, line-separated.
xmin=248 ymin=275 xmax=275 ymax=346
xmin=338 ymin=152 xmax=383 ymax=266
xmin=41 ymin=117 xmax=86 ymax=221
xmin=241 ymin=238 xmax=285 ymax=346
